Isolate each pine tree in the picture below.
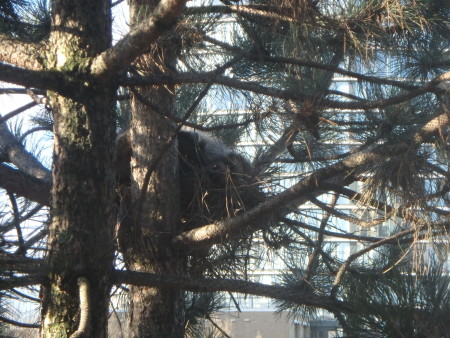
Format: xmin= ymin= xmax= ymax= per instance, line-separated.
xmin=0 ymin=0 xmax=449 ymax=336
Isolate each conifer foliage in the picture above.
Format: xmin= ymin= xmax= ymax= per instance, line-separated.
xmin=0 ymin=0 xmax=449 ymax=336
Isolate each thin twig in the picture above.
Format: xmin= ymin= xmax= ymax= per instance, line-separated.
xmin=206 ymin=314 xmax=231 ymax=338
xmin=304 ymin=194 xmax=338 ymax=282
xmin=0 ymin=101 xmax=37 ymax=125
xmin=331 ymin=228 xmax=417 ymax=296
xmin=18 ymin=126 xmax=52 ymax=143
xmin=8 ymin=192 xmax=25 ymax=255
xmin=0 ymin=315 xmax=40 ymax=329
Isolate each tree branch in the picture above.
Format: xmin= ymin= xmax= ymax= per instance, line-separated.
xmin=321 ymin=183 xmax=423 ymax=224
xmin=70 ymin=277 xmax=91 ymax=338
xmin=0 ymin=164 xmax=51 ymax=206
xmin=19 ymin=126 xmax=52 ymax=143
xmin=17 ymin=229 xmax=48 ymax=254
xmin=0 ymin=119 xmax=51 ymax=182
xmin=91 ymin=0 xmax=188 ymax=78
xmin=308 ymin=194 xmax=386 ymax=228
xmin=0 ymin=101 xmax=37 ymax=125
xmin=0 ymin=63 xmax=75 ymax=98
xmin=202 ymin=34 xmax=419 ymax=91
xmin=0 ymin=315 xmax=40 ymax=329
xmin=281 ymin=217 xmax=384 ymax=243
xmin=173 ymin=112 xmax=449 ymax=248
xmin=0 ymin=33 xmax=44 ymax=70
xmin=8 ymin=192 xmax=25 ymax=255
xmin=0 ymin=251 xmax=44 ymax=271
xmin=304 ymin=194 xmax=338 ymax=281
xmin=123 ymin=71 xmax=311 ymax=101
xmin=331 ymin=227 xmax=418 ymax=295
xmin=126 ymin=57 xmax=256 ymax=132
xmin=185 ymin=4 xmax=298 ymax=23
xmin=206 ymin=314 xmax=231 ymax=338
xmin=111 ymin=270 xmax=352 ymax=314
xmin=0 ymin=88 xmax=44 ymax=95
xmin=0 ymin=204 xmax=44 ymax=233
xmin=0 ymin=275 xmax=44 ymax=291
xmin=123 ymin=71 xmax=449 ymax=110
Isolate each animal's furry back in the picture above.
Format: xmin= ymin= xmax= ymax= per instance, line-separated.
xmin=115 ymin=128 xmax=262 ymax=229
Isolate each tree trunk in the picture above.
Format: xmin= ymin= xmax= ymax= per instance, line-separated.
xmin=41 ymin=1 xmax=115 ymax=337
xmin=42 ymin=92 xmax=116 ymax=338
xmin=120 ymin=1 xmax=185 ymax=336
xmin=123 ymin=88 xmax=185 ymax=336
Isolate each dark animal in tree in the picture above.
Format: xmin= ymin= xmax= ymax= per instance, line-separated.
xmin=115 ymin=128 xmax=261 ymax=229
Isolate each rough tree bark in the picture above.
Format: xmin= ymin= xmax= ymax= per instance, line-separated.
xmin=119 ymin=1 xmax=185 ymax=336
xmin=2 ymin=1 xmax=446 ymax=337
xmin=40 ymin=1 xmax=116 ymax=337
xmin=0 ymin=0 xmax=188 ymax=335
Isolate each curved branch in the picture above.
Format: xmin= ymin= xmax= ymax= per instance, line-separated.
xmin=70 ymin=277 xmax=91 ymax=338
xmin=0 ymin=315 xmax=40 ymax=329
xmin=111 ymin=270 xmax=352 ymax=314
xmin=186 ymin=4 xmax=298 ymax=23
xmin=10 ymin=288 xmax=40 ymax=303
xmin=0 ymin=33 xmax=45 ymax=70
xmin=91 ymin=0 xmax=188 ymax=78
xmin=331 ymin=227 xmax=417 ymax=294
xmin=0 ymin=101 xmax=37 ymax=125
xmin=19 ymin=126 xmax=52 ymax=143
